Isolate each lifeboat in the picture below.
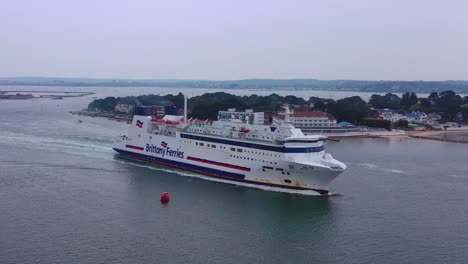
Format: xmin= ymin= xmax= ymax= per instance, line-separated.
xmin=239 ymin=128 xmax=250 ymax=133
xmin=151 ymin=118 xmax=166 ymax=123
xmin=166 ymin=120 xmax=180 ymax=125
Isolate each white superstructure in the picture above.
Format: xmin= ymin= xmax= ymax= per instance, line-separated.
xmin=113 ymin=100 xmax=346 ymax=195
xmin=218 ymin=108 xmax=265 ymax=125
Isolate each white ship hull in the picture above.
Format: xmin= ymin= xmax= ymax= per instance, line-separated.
xmin=113 ymin=115 xmax=346 ymax=195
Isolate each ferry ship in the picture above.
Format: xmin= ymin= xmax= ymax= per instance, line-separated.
xmin=113 ymin=96 xmax=346 ymax=195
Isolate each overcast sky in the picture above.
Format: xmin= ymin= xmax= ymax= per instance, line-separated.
xmin=1 ymin=0 xmax=467 ymax=80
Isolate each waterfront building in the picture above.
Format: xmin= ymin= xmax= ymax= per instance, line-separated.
xmin=273 ymin=110 xmax=337 ymax=127
xmin=273 ymin=110 xmax=360 ymax=134
xmin=218 ymin=108 xmax=265 ymax=125
xmin=406 ymin=111 xmax=428 ymax=123
xmin=114 ymin=104 xmax=134 ymax=114
xmin=426 ymin=113 xmax=442 ymax=125
xmin=376 ymin=109 xmax=406 ymax=123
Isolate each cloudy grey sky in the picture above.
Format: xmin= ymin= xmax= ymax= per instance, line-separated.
xmin=1 ymin=0 xmax=467 ymax=80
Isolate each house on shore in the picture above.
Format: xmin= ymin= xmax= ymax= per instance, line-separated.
xmin=375 ymin=109 xmax=406 ymax=123
xmin=405 ymin=111 xmax=428 ymax=123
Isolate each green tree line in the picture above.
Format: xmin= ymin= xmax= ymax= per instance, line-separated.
xmin=88 ymin=91 xmax=468 ymax=124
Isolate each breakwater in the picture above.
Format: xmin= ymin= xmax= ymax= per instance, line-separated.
xmin=70 ymin=110 xmax=132 ymax=123
xmin=408 ymin=130 xmax=468 ymax=144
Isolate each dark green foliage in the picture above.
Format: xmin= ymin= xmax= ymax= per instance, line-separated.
xmin=369 ymin=93 xmax=401 ymax=109
xmin=437 ymin=91 xmax=463 ymax=121
xmin=419 ymin=98 xmax=431 ymax=108
xmin=364 ymin=118 xmax=391 ymax=130
xmin=394 ymin=119 xmax=409 ymax=129
xmin=87 ymin=90 xmax=468 ymax=124
xmin=328 ymin=96 xmax=370 ymax=125
xmin=88 ymin=96 xmax=117 ymax=111
xmin=189 ymin=93 xmax=249 ymax=120
xmin=428 ymin=92 xmax=440 ymax=105
xmin=400 ymin=92 xmax=418 ymax=109
xmin=415 ymin=91 xmax=464 ymax=122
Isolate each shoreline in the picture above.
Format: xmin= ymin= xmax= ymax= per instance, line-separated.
xmin=70 ymin=110 xmax=132 ymax=123
xmin=0 ymin=90 xmax=95 ymax=100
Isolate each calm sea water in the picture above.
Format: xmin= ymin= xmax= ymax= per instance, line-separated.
xmin=1 ymin=87 xmax=467 ymax=264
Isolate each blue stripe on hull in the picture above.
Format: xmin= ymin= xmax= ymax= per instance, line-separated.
xmin=114 ymin=148 xmax=245 ymax=180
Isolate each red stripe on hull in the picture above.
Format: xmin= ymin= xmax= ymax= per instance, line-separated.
xmin=125 ymin=145 xmax=144 ymax=151
xmin=118 ymin=152 xmax=328 ymax=195
xmin=187 ymin=156 xmax=251 ymax=172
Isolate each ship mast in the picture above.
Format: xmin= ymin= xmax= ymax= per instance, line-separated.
xmin=184 ymin=94 xmax=188 ymax=123
xmin=282 ymin=104 xmax=293 ymax=123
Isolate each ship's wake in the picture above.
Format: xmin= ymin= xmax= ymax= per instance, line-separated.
xmin=358 ymin=163 xmax=405 ymax=174
xmin=0 ymin=131 xmax=114 ymax=154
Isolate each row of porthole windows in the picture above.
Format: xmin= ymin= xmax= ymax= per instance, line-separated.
xmin=229 ymin=154 xmax=277 ymax=165
xmin=294 ymin=119 xmax=326 ymax=122
xmin=189 ymin=128 xmax=230 ymax=136
xmin=181 ymin=140 xmax=228 ymax=150
xmin=262 ymin=166 xmax=291 ymax=175
xmin=297 ymin=123 xmax=333 ymax=127
xmin=262 ymin=169 xmax=290 ymax=175
xmin=180 ymin=140 xmax=284 ymax=156
xmin=229 ymin=147 xmax=279 ymax=157
xmin=246 ymin=134 xmax=275 ymax=140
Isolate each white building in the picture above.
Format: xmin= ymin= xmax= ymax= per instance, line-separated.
xmin=114 ymin=104 xmax=134 ymax=113
xmin=218 ymin=108 xmax=265 ymax=125
xmin=376 ymin=109 xmax=406 ymax=123
xmin=405 ymin=111 xmax=428 ymax=123
xmin=271 ymin=110 xmax=359 ymax=134
xmin=273 ymin=110 xmax=337 ymax=127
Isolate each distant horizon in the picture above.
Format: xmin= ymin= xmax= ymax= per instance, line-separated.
xmin=1 ymin=76 xmax=468 ymax=82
